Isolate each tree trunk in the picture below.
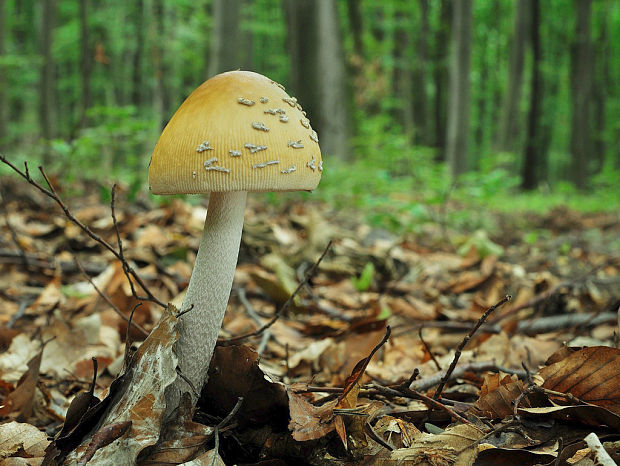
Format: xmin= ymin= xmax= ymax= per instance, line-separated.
xmin=433 ymin=0 xmax=451 ymax=158
xmin=392 ymin=8 xmax=414 ymax=138
xmin=38 ymin=0 xmax=56 ymax=163
xmin=445 ymin=0 xmax=472 ymax=177
xmin=496 ymin=0 xmax=529 ymax=152
xmin=152 ymin=0 xmax=171 ymax=131
xmin=316 ymin=0 xmax=350 ymax=158
xmin=411 ymin=0 xmax=430 ymax=145
xmin=522 ymin=0 xmax=543 ymax=190
xmin=285 ymin=0 xmax=350 ymax=159
xmin=131 ymin=0 xmax=144 ymax=108
xmin=591 ymin=1 xmax=609 ymax=172
xmin=0 ymin=0 xmax=7 ymax=149
xmin=77 ymin=0 xmax=92 ymax=131
xmin=208 ymin=0 xmax=242 ymax=76
xmin=569 ymin=0 xmax=593 ymax=189
xmin=346 ymin=0 xmax=363 ymax=58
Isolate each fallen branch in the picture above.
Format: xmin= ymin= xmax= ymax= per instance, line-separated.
xmin=74 ymin=256 xmax=149 ymax=338
xmin=218 ymin=241 xmax=332 ymax=345
xmin=410 ymin=360 xmax=527 ymax=392
xmin=517 ymin=311 xmax=617 ymax=335
xmin=433 ymin=295 xmax=511 ymax=400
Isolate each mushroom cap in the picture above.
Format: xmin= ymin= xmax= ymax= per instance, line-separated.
xmin=148 ymin=71 xmax=323 ymax=194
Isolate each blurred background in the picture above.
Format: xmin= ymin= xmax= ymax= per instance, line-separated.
xmin=0 ymin=0 xmax=618 ymax=222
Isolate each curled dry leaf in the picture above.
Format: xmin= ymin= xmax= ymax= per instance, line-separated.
xmin=54 ymin=305 xmax=180 ymax=465
xmin=538 ymin=346 xmax=620 ymax=415
xmin=472 ymin=373 xmax=529 ymax=419
xmin=137 ymin=394 xmax=214 ymax=464
xmin=201 ymin=345 xmax=289 ymax=426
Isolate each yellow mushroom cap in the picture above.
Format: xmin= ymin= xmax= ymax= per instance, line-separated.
xmin=148 ymin=71 xmax=323 ymax=194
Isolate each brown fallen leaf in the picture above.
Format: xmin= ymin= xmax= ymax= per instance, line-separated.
xmin=49 ymin=305 xmax=180 ymax=466
xmin=387 ymin=423 xmax=485 ymax=465
xmin=472 ymin=373 xmax=530 ymax=419
xmin=0 ymin=421 xmax=50 ymax=461
xmin=334 ymin=326 xmax=390 ymax=449
xmin=287 ymin=386 xmax=337 ymax=441
xmin=201 ymin=345 xmax=289 ymax=426
xmin=77 ymin=421 xmax=132 ymax=466
xmin=518 ymin=405 xmax=620 ymax=431
xmin=0 ymin=341 xmax=46 ymax=421
xmin=538 ymin=346 xmax=620 ymax=415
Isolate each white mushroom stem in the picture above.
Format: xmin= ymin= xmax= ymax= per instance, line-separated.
xmin=171 ymin=191 xmax=247 ymax=405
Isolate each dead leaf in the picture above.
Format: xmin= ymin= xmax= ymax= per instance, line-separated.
xmin=201 ymin=345 xmax=289 ymax=426
xmin=0 ymin=421 xmax=50 ymax=460
xmin=0 ymin=343 xmax=45 ymax=421
xmin=472 ymin=373 xmax=529 ymax=419
xmin=388 ymin=423 xmax=485 ymax=465
xmin=287 ymin=387 xmax=337 ymax=441
xmin=538 ymin=346 xmax=620 ymax=415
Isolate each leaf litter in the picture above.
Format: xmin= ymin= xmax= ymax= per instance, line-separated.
xmin=0 ymin=170 xmax=619 ymax=464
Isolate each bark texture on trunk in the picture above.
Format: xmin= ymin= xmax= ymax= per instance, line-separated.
xmin=445 ymin=0 xmax=472 ymax=177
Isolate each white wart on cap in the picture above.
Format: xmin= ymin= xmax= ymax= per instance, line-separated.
xmin=148 ymin=70 xmax=323 ymax=194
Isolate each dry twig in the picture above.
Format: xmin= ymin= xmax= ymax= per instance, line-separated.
xmin=0 ymin=155 xmax=165 ymax=307
xmin=433 ymin=295 xmax=511 ymax=400
xmin=219 ymin=241 xmax=332 ymax=345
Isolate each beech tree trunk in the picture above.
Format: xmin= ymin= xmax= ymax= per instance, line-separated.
xmin=412 ymin=0 xmax=430 ymax=145
xmin=152 ymin=0 xmax=171 ymax=131
xmin=392 ymin=8 xmax=414 ymax=138
xmin=285 ymin=0 xmax=350 ymax=159
xmin=445 ymin=0 xmax=472 ymax=177
xmin=591 ymin=2 xmax=609 ymax=172
xmin=208 ymin=0 xmax=242 ymax=76
xmin=433 ymin=0 xmax=451 ymax=158
xmin=346 ymin=0 xmax=363 ymax=59
xmin=77 ymin=0 xmax=92 ymax=131
xmin=131 ymin=0 xmax=144 ymax=108
xmin=522 ymin=0 xmax=543 ymax=190
xmin=569 ymin=0 xmax=593 ymax=189
xmin=39 ymin=0 xmax=56 ymax=163
xmin=496 ymin=0 xmax=529 ymax=152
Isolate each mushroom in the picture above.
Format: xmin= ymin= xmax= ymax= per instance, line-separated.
xmin=148 ymin=71 xmax=322 ymax=406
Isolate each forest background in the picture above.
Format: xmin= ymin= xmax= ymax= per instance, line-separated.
xmin=0 ymin=0 xmax=618 ymax=228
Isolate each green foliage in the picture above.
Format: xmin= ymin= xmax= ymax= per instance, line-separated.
xmin=456 ymin=230 xmax=504 ymax=258
xmin=352 ymin=262 xmax=375 ymax=292
xmin=47 ymin=106 xmax=156 ymax=195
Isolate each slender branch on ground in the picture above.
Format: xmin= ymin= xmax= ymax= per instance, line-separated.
xmin=219 ymin=241 xmax=332 ymax=345
xmin=403 ymin=368 xmax=420 ymax=388
xmin=110 ymin=184 xmax=143 ymax=306
xmin=411 ymin=360 xmax=527 ymax=392
xmin=212 ymin=397 xmax=244 ymax=462
xmin=433 ymin=295 xmax=511 ymax=400
xmin=419 ymin=327 xmax=442 ymax=371
xmin=238 ymin=288 xmax=272 ymax=355
xmin=74 ymin=256 xmax=149 ymax=338
xmin=392 ymin=320 xmax=502 ymax=338
xmin=456 ymin=420 xmax=519 ymax=454
xmin=492 ymin=257 xmax=620 ymax=324
xmin=371 ymin=383 xmax=473 ymax=426
xmin=340 ymin=326 xmax=391 ymax=400
xmin=123 ymin=303 xmax=143 ymax=369
xmin=0 ymin=155 xmax=165 ymax=308
xmin=517 ymin=311 xmax=617 ymax=335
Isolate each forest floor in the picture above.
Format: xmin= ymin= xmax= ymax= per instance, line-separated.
xmin=0 ymin=169 xmax=619 ymax=465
